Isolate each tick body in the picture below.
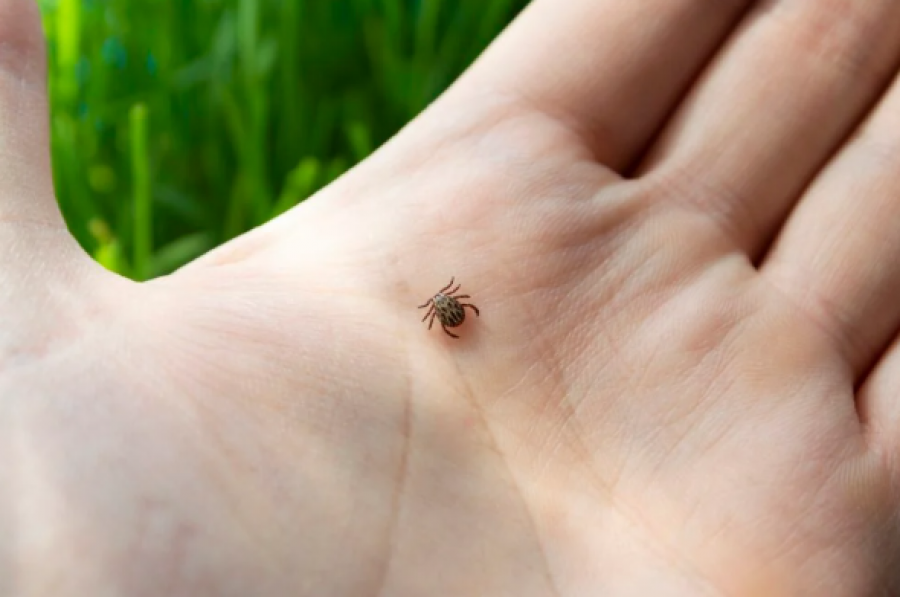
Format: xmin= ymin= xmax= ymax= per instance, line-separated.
xmin=418 ymin=278 xmax=480 ymax=339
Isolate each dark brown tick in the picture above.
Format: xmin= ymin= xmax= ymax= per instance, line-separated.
xmin=418 ymin=277 xmax=480 ymax=339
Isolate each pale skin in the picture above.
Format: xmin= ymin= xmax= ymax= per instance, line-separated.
xmin=4 ymin=0 xmax=900 ymax=594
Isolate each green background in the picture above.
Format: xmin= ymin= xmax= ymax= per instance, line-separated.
xmin=37 ymin=0 xmax=529 ymax=280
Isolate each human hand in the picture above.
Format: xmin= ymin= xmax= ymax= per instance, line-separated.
xmin=4 ymin=0 xmax=900 ymax=594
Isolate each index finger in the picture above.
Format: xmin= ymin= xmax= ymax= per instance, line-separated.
xmin=457 ymin=0 xmax=754 ymax=171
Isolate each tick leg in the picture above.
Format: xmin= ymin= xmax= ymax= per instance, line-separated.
xmin=417 ymin=298 xmax=434 ymax=309
xmin=446 ymin=284 xmax=462 ymax=296
xmin=428 ymin=311 xmax=437 ymax=330
xmin=421 ymin=305 xmax=435 ymax=322
xmin=442 ymin=324 xmax=460 ymax=339
xmin=461 ymin=303 xmax=480 ymax=317
xmin=438 ymin=277 xmax=455 ymax=293
xmin=452 ymin=294 xmax=470 ymax=300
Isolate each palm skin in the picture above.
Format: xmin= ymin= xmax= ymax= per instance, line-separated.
xmin=4 ymin=0 xmax=900 ymax=595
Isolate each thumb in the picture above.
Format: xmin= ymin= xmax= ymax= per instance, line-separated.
xmin=0 ymin=0 xmax=59 ymax=227
xmin=0 ymin=0 xmax=109 ymax=345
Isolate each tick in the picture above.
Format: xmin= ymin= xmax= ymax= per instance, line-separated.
xmin=418 ymin=277 xmax=480 ymax=339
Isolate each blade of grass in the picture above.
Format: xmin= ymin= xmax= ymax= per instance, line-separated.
xmin=271 ymin=156 xmax=321 ymax=218
xmin=130 ymin=103 xmax=152 ymax=281
xmin=151 ymin=232 xmax=214 ymax=278
xmin=54 ymin=0 xmax=81 ymax=104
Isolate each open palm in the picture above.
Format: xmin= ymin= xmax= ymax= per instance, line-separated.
xmin=4 ymin=0 xmax=900 ymax=594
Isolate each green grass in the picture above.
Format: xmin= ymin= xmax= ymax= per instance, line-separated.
xmin=37 ymin=0 xmax=529 ymax=280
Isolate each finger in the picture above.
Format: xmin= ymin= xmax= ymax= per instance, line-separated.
xmin=761 ymin=68 xmax=900 ymax=378
xmin=640 ymin=0 xmax=900 ymax=255
xmin=0 ymin=0 xmax=60 ymax=226
xmin=457 ymin=0 xmax=754 ymax=170
xmin=858 ymin=335 xmax=900 ymax=459
xmin=0 ymin=0 xmax=91 ymax=310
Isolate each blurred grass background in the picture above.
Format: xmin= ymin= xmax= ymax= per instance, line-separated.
xmin=37 ymin=0 xmax=530 ymax=280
